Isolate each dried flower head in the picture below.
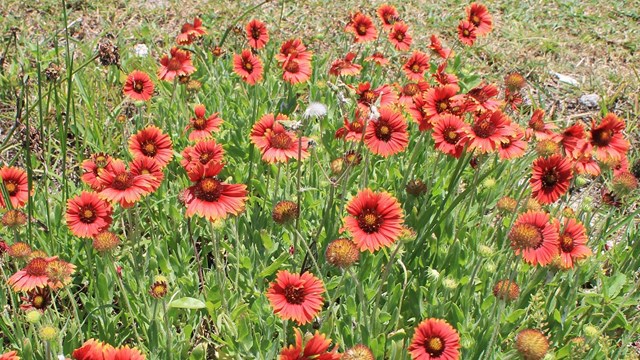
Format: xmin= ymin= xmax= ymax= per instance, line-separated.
xmin=611 ymin=172 xmax=638 ymax=196
xmin=325 ymin=238 xmax=359 ymax=268
xmin=535 ymin=139 xmax=561 ymax=157
xmin=272 ymin=200 xmax=299 ymax=225
xmin=8 ymin=242 xmax=32 ymax=260
xmin=44 ymin=63 xmax=62 ymax=81
xmin=330 ymin=158 xmax=344 ymax=175
xmin=504 ymin=72 xmax=527 ymax=92
xmin=342 ymin=344 xmax=374 ymax=360
xmin=97 ymin=39 xmax=120 ymax=66
xmin=406 ymin=179 xmax=428 ymax=197
xmin=515 ymin=329 xmax=549 ymax=360
xmin=493 ymin=279 xmax=520 ymax=301
xmin=496 ymin=196 xmax=518 ymax=213
xmin=38 ymin=325 xmax=59 ymax=341
xmin=92 ymin=231 xmax=120 ymax=253
xmin=2 ymin=209 xmax=27 ymax=228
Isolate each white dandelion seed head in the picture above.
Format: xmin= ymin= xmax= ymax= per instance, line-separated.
xmin=426 ymin=267 xmax=440 ymax=280
xmin=133 ymin=44 xmax=149 ymax=57
xmin=368 ymin=105 xmax=380 ymax=121
xmin=304 ymin=102 xmax=328 ymax=119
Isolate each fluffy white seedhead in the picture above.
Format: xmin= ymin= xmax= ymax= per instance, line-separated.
xmin=134 ymin=44 xmax=149 ymax=57
xmin=303 ymin=102 xmax=328 ymax=119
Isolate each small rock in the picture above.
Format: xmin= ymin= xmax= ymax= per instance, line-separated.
xmin=549 ymin=71 xmax=579 ymax=86
xmin=579 ymin=94 xmax=600 ymax=108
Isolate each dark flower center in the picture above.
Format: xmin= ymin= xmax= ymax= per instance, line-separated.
xmin=351 ymin=121 xmax=363 ymax=132
xmin=471 ymin=15 xmax=481 ymax=26
xmin=357 ymin=209 xmax=383 ymax=233
xmin=251 ymin=28 xmax=262 ymax=40
xmin=285 ymin=61 xmax=300 ymax=73
xmin=472 ymin=119 xmax=496 ymax=138
xmin=362 ymin=90 xmax=376 ymax=104
xmin=243 ymin=60 xmax=254 ymax=72
xmin=271 ymin=133 xmax=293 ymax=149
xmin=195 ymin=178 xmax=222 ymax=202
xmin=284 ymin=285 xmax=305 ymax=304
xmin=424 ymin=337 xmax=445 ymax=357
xmin=94 ymin=155 xmax=109 ymax=168
xmin=395 ymin=33 xmax=404 ymax=41
xmin=444 ymin=127 xmax=459 ymax=144
xmin=79 ymin=206 xmax=97 ymax=223
xmin=142 ymin=141 xmax=158 ymax=156
xmin=411 ymin=64 xmax=421 ymax=73
xmin=542 ymin=169 xmax=559 ymax=188
xmin=510 ymin=223 xmax=543 ymax=249
xmin=530 ymin=118 xmax=545 ymax=131
xmin=26 ymin=258 xmax=48 ymax=276
xmin=199 ymin=152 xmax=213 ymax=164
xmin=560 ymin=235 xmax=574 ymax=253
xmin=375 ymin=122 xmax=393 ymax=141
xmin=591 ymin=128 xmax=613 ymax=146
xmin=463 ymin=29 xmax=470 ymax=37
xmin=193 ymin=117 xmax=206 ymax=130
xmin=357 ymin=24 xmax=368 ymax=36
xmin=167 ymin=58 xmax=183 ymax=71
xmin=133 ymin=81 xmax=144 ymax=93
xmin=4 ymin=181 xmax=17 ymax=195
xmin=403 ymin=83 xmax=419 ymax=96
xmin=437 ymin=101 xmax=449 ymax=112
xmin=113 ymin=172 xmax=134 ymax=190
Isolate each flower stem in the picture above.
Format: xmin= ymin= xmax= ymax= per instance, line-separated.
xmin=162 ymin=299 xmax=173 ymax=360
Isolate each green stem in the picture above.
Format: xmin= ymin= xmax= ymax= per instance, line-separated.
xmin=162 ymin=300 xmax=173 ymax=360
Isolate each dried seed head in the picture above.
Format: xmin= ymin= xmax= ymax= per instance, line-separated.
xmin=493 ymin=279 xmax=520 ymax=301
xmin=405 ymin=179 xmax=427 ymax=197
xmin=92 ymin=231 xmax=120 ymax=253
xmin=342 ymin=344 xmax=374 ymax=360
xmin=496 ymin=196 xmax=517 ymax=213
xmin=2 ymin=209 xmax=27 ymax=228
xmin=325 ymin=238 xmax=359 ymax=268
xmin=97 ymin=39 xmax=120 ymax=66
xmin=272 ymin=200 xmax=299 ymax=225
xmin=515 ymin=329 xmax=549 ymax=360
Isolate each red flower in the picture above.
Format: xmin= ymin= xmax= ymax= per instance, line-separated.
xmin=526 ymin=109 xmax=557 ymax=141
xmin=408 ymin=95 xmax=432 ymax=131
xmin=467 ymin=83 xmax=501 ymax=111
xmin=98 ymin=159 xmax=154 ymax=208
xmin=233 ymin=49 xmax=264 ymax=85
xmin=8 ymin=257 xmax=55 ymax=292
xmin=183 ymin=163 xmax=248 ymax=221
xmin=557 ymin=218 xmax=592 ymax=269
xmin=466 ymin=3 xmax=493 ymax=36
xmin=498 ymin=123 xmax=527 ymax=160
xmin=466 ymin=110 xmax=514 ymax=153
xmin=571 ymin=142 xmax=601 ymax=177
xmin=335 ymin=111 xmax=366 ymax=142
xmin=422 ymin=84 xmax=461 ymax=117
xmin=72 ymin=339 xmax=114 ymax=360
xmin=365 ymin=107 xmax=409 ymax=157
xmin=66 ymin=191 xmax=113 ymax=238
xmin=432 ymin=62 xmax=459 ymax=86
xmin=81 ymin=153 xmax=113 ymax=191
xmin=250 ymin=114 xmax=309 ymax=163
xmin=280 ymin=328 xmax=341 ymax=360
xmin=275 ymin=39 xmax=312 ymax=64
xmin=408 ymin=318 xmax=460 ymax=360
xmin=345 ymin=12 xmax=378 ymax=43
xmin=530 ymin=154 xmax=573 ymax=204
xmin=130 ymin=157 xmax=164 ymax=192
xmin=344 ymin=189 xmax=404 ymax=252
xmin=432 ymin=114 xmax=470 ymax=158
xmin=509 ymin=211 xmax=560 ymax=266
xmin=0 ymin=166 xmax=29 ymax=209
xmin=128 ymin=126 xmax=173 ymax=167
xmin=246 ymin=19 xmax=269 ymax=49
xmin=176 ymin=17 xmax=207 ymax=45
xmin=559 ymin=123 xmax=585 ymax=155
xmin=397 ymin=81 xmax=430 ymax=107
xmin=429 ymin=35 xmax=453 ymax=59
xmin=389 ymin=22 xmax=412 ymax=51
xmin=365 ymin=52 xmax=389 ymax=66
xmin=185 ymin=104 xmax=223 ymax=141
xmin=355 ymin=82 xmax=397 ymax=111
xmin=266 ymin=270 xmax=325 ymax=325
xmin=180 ymin=139 xmax=225 ymax=171
xmin=282 ymin=58 xmax=312 ymax=84
xmin=0 ymin=351 xmax=19 ymax=360
xmin=588 ymin=113 xmax=629 ymax=161
xmin=104 ymin=346 xmax=146 ymax=360
xmin=123 ymin=70 xmax=154 ymax=101
xmin=403 ymin=51 xmax=430 ymax=81
xmin=457 ymin=20 xmax=477 ymax=46
xmin=328 ymin=52 xmax=362 ymax=77
xmin=158 ymin=47 xmax=196 ymax=81
xmin=377 ymin=4 xmax=400 ymax=31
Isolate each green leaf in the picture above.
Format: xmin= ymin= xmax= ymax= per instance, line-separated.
xmin=258 ymin=253 xmax=289 ymax=278
xmin=169 ymin=297 xmax=206 ymax=310
xmin=606 ymin=273 xmax=626 ymax=299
